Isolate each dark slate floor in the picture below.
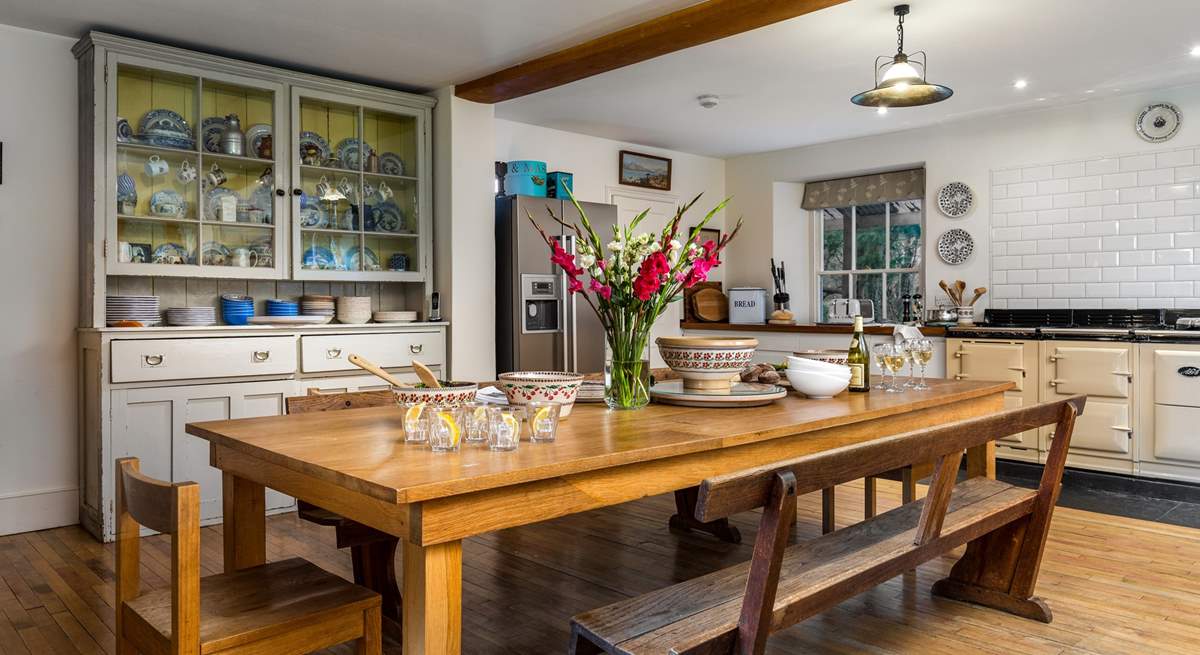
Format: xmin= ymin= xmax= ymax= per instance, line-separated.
xmin=996 ymin=460 xmax=1200 ymax=529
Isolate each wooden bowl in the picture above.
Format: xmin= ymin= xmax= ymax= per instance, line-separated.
xmin=656 ymin=336 xmax=758 ymax=391
xmin=497 ymin=371 xmax=585 ymax=416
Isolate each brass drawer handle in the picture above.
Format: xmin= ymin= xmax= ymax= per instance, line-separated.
xmin=143 ymin=354 xmax=164 ymax=367
xmin=954 ymin=373 xmax=969 ymax=380
xmin=253 ymin=351 xmax=271 ymax=362
xmin=327 ymin=347 xmax=343 ymax=359
xmin=409 ymin=344 xmax=423 ymax=354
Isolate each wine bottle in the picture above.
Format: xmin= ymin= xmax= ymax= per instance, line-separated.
xmin=848 ymin=315 xmax=870 ymax=392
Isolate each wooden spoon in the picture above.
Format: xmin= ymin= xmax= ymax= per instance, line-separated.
xmin=969 ymin=287 xmax=988 ymax=306
xmin=955 ymin=280 xmax=966 ymax=305
xmin=348 ymin=353 xmax=410 ymax=388
xmin=411 ymin=360 xmax=442 ymax=389
xmin=938 ymin=280 xmax=955 ymax=304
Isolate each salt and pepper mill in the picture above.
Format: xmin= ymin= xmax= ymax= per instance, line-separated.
xmin=219 ymin=113 xmax=245 ymax=156
xmin=911 ymin=293 xmax=924 ymax=325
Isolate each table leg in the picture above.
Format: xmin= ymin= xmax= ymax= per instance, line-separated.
xmin=221 ymin=472 xmax=265 ymax=573
xmin=403 ymin=539 xmax=462 ymax=655
xmin=966 ymin=441 xmax=996 ymax=479
xmin=668 ymin=487 xmax=742 ymax=543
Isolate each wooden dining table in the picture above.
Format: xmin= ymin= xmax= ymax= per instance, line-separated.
xmin=186 ymin=378 xmax=1011 ymax=654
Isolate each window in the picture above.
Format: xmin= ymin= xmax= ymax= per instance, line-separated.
xmin=815 ymin=200 xmax=923 ymax=322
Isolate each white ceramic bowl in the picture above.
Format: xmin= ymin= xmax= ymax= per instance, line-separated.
xmin=786 ymin=356 xmax=851 ymax=375
xmin=497 ymin=371 xmax=585 ymax=416
xmin=391 ymin=381 xmax=479 ymax=406
xmin=785 ymin=368 xmax=850 ymax=399
xmin=791 ymin=349 xmax=850 ymax=366
xmin=657 ymin=336 xmax=758 ymax=390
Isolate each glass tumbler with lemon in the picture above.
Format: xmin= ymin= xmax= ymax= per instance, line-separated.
xmin=487 ymin=406 xmax=524 ymax=451
xmin=403 ymin=402 xmax=429 ymax=443
xmin=528 ymin=401 xmax=561 ymax=442
xmin=461 ymin=401 xmax=489 ymax=443
xmin=428 ymin=406 xmax=463 ymax=452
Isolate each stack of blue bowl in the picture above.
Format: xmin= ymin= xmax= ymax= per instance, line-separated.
xmin=220 ymin=294 xmax=255 ymax=325
xmin=265 ymin=299 xmax=299 ymax=317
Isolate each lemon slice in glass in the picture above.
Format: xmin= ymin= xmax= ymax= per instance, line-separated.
xmin=473 ymin=406 xmax=488 ymax=424
xmin=532 ymin=405 xmax=552 ymax=426
xmin=405 ymin=402 xmax=426 ymax=424
xmin=501 ymin=413 xmax=519 ymax=437
xmin=438 ymin=411 xmax=461 ymax=447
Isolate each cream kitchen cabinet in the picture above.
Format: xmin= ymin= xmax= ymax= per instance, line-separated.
xmin=946 ymin=338 xmax=1040 ymax=461
xmin=1137 ymin=343 xmax=1200 ymax=483
xmin=1040 ymin=341 xmax=1136 ymax=474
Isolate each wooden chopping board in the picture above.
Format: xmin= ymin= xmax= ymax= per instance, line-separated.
xmin=692 ymin=287 xmax=728 ymax=322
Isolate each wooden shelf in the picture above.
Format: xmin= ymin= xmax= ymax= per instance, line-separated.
xmin=118 ymin=213 xmax=199 ymax=225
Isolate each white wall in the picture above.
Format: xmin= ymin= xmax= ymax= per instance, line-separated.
xmin=0 ymin=24 xmax=80 ymax=535
xmin=725 ymin=83 xmax=1200 ymax=322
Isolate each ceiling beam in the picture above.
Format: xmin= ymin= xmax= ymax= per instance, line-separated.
xmin=454 ymin=0 xmax=849 ymax=104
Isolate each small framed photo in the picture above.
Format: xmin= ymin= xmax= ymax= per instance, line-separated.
xmin=691 ymin=226 xmax=721 ymax=247
xmin=619 ymin=150 xmax=672 ymax=191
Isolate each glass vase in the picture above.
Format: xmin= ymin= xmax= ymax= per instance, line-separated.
xmin=604 ymin=337 xmax=651 ymax=410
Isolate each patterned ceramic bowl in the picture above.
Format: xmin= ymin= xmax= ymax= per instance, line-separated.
xmin=497 ymin=371 xmax=585 ymax=417
xmin=391 ymin=381 xmax=478 ymax=406
xmin=790 ymin=349 xmax=850 ymax=366
xmin=656 ymin=336 xmax=758 ymax=391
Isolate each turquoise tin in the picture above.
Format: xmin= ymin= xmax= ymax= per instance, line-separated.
xmin=547 ymin=171 xmax=574 ymax=198
xmin=504 ymin=160 xmax=547 ymax=197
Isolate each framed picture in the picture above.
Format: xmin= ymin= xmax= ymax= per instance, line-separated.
xmin=691 ymin=226 xmax=721 ymax=246
xmin=619 ymin=150 xmax=672 ymax=191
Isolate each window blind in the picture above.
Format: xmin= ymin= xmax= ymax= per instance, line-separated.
xmin=801 ymin=168 xmax=925 ymax=210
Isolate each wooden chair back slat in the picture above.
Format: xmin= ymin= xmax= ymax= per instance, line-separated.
xmin=695 ymin=396 xmax=1086 ymax=522
xmin=286 ymin=390 xmax=395 ymax=415
xmin=118 ymin=460 xmax=182 ymax=535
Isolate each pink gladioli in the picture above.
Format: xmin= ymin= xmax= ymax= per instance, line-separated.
xmin=589 ymin=278 xmax=612 ymax=300
xmin=567 ymin=276 xmax=584 ymax=294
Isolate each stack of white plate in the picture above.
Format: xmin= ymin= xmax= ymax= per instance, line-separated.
xmin=301 ymin=295 xmax=335 ymax=317
xmin=106 ymin=295 xmax=162 ymax=326
xmin=337 ymin=296 xmax=372 ymax=324
xmin=372 ymin=310 xmax=417 ymax=323
xmin=165 ymin=306 xmax=217 ymax=327
xmin=575 ymin=380 xmax=606 ymax=403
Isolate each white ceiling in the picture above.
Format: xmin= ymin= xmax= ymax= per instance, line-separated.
xmin=0 ymin=0 xmax=695 ymax=90
xmin=496 ymin=0 xmax=1200 ymax=157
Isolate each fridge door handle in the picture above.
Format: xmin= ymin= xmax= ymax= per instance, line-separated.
xmin=556 ymin=234 xmax=572 ymax=371
xmin=567 ymin=235 xmax=578 ymax=372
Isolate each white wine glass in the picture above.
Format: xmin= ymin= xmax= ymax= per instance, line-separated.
xmin=881 ymin=345 xmax=907 ymax=393
xmin=871 ymin=343 xmax=893 ymax=391
xmin=896 ymin=339 xmax=915 ymax=387
xmin=910 ymin=338 xmax=934 ymax=390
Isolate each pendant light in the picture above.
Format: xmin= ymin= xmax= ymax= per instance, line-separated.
xmin=851 ymin=4 xmax=953 ymax=108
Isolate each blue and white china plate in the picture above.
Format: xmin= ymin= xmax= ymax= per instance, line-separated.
xmin=245 ymin=124 xmax=272 ymax=158
xmin=298 ymin=192 xmax=328 ymax=228
xmin=379 ymin=152 xmax=404 ymax=176
xmin=335 ymin=138 xmax=372 ymax=170
xmin=345 ymin=246 xmax=380 ymax=271
xmin=204 ymin=187 xmax=242 ymax=221
xmin=152 ymin=243 xmax=190 ymax=264
xmin=301 ymin=246 xmax=338 ymax=270
xmin=367 ymin=200 xmax=404 ymax=232
xmin=141 ymin=134 xmax=195 ymax=149
xmin=149 ymin=190 xmax=186 ymax=217
xmin=139 ymin=108 xmax=190 ymax=136
xmin=202 ymin=241 xmax=231 ymax=265
xmin=201 ymin=117 xmax=224 ymax=153
xmin=298 ymin=131 xmax=331 ymax=163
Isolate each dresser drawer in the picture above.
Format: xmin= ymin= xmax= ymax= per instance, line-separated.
xmin=111 ymin=337 xmax=297 ymax=383
xmin=300 ymin=332 xmax=445 ymax=373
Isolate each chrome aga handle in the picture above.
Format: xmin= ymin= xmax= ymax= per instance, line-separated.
xmin=327 ymin=347 xmax=343 ymax=359
xmin=252 ymin=351 xmax=271 ymax=362
xmin=142 ymin=354 xmax=164 ymax=367
xmin=409 ymin=344 xmax=423 ymax=354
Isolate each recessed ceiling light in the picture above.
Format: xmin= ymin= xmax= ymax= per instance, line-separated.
xmin=1013 ymin=79 xmax=1028 ymax=89
xmin=877 ymin=107 xmax=888 ymax=115
xmin=1190 ymin=45 xmax=1200 ymax=57
xmin=1085 ymin=89 xmax=1095 ymax=94
xmin=1036 ymin=97 xmax=1046 ymax=102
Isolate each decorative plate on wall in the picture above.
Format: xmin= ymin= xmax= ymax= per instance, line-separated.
xmin=936 ymin=228 xmax=974 ymax=264
xmin=1136 ymin=103 xmax=1182 ymax=143
xmin=936 ymin=181 xmax=974 ymax=218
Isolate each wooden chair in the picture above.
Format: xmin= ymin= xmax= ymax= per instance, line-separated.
xmin=286 ymin=389 xmax=403 ymax=635
xmin=570 ymin=396 xmax=1085 ymax=655
xmin=114 ymin=457 xmax=380 ymax=655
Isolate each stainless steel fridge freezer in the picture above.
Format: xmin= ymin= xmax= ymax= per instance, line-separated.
xmin=495 ymin=195 xmax=618 ymax=376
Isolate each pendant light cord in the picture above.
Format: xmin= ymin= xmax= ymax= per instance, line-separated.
xmin=896 ymin=13 xmax=905 ymax=54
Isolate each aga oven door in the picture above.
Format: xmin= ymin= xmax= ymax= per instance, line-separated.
xmin=1045 ymin=343 xmax=1133 ymax=398
xmin=1141 ymin=345 xmax=1200 ymax=469
xmin=948 ymin=339 xmax=1037 ymax=451
xmin=1042 ymin=341 xmax=1135 ymax=462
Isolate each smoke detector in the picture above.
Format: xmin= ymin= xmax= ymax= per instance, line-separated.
xmin=697 ymin=94 xmax=720 ymax=109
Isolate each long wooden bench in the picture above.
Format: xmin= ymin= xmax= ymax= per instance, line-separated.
xmin=569 ymin=396 xmax=1085 ymax=655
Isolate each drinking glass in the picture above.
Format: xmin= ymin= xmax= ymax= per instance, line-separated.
xmin=527 ymin=401 xmax=561 ymax=443
xmin=402 ymin=402 xmax=429 ymax=443
xmin=871 ymin=343 xmax=893 ymax=391
xmin=909 ymin=338 xmax=934 ymax=390
xmin=461 ymin=401 xmax=488 ymax=443
xmin=487 ymin=406 xmax=524 ymax=451
xmin=428 ymin=405 xmax=462 ymax=453
xmin=881 ymin=345 xmax=907 ymax=393
xmin=896 ymin=339 xmax=915 ymax=388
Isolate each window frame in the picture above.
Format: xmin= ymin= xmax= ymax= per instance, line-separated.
xmin=812 ymin=200 xmax=924 ymax=322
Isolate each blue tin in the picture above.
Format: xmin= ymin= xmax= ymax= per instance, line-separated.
xmin=547 ymin=171 xmax=573 ymax=198
xmin=504 ymin=160 xmax=548 ymax=197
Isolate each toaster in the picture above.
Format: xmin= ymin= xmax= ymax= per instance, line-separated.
xmin=824 ymin=298 xmax=875 ymax=324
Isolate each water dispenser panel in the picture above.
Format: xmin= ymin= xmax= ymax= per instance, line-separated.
xmin=521 ymin=274 xmax=561 ymax=334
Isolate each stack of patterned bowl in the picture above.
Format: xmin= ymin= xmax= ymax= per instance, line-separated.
xmin=301 ymin=295 xmax=335 ymax=318
xmin=336 ymin=296 xmax=372 ymax=324
xmin=106 ymin=295 xmax=162 ymax=327
xmin=165 ymin=306 xmax=216 ymax=327
xmin=220 ymin=294 xmax=255 ymax=325
xmin=265 ymin=299 xmax=299 ymax=316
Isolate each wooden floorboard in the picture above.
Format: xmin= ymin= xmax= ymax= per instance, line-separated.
xmin=1 ymin=479 xmax=1198 ymax=654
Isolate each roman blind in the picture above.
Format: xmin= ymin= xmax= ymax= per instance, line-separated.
xmin=801 ymin=168 xmax=925 ymax=210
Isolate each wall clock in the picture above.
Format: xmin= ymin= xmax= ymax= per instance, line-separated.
xmin=1136 ymin=103 xmax=1182 ymax=143
xmin=936 ymin=181 xmax=974 ymax=218
xmin=936 ymin=228 xmax=974 ymax=264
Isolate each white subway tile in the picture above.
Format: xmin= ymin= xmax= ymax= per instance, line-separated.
xmin=992 ymin=213 xmax=1008 ymax=227
xmin=1036 ymin=209 xmax=1069 ymax=224
xmin=1119 ymin=282 xmax=1155 ymax=297
xmin=1085 ymin=158 xmax=1119 ymax=176
xmin=994 ymin=255 xmax=1022 ymax=269
xmin=993 ymin=242 xmax=1008 ymax=256
xmin=1086 ymin=283 xmax=1120 ymax=297
xmin=1023 ymin=284 xmax=1053 ymax=298
xmin=1102 ymin=204 xmax=1138 ymax=220
xmin=1102 ymin=297 xmax=1136 ymax=309
xmin=992 ymin=198 xmax=1021 ymax=213
xmin=1118 ymin=250 xmax=1154 ymax=266
xmin=1038 ymin=268 xmax=1069 ymax=283
xmin=1053 ymin=162 xmax=1085 ymax=178
xmin=1119 ymin=153 xmax=1156 ymax=172
xmin=1021 ymin=225 xmax=1053 ymax=240
xmin=1156 ymin=216 xmax=1195 ymax=233
xmin=1009 ymin=299 xmax=1038 ymax=309
xmin=1137 ymin=266 xmax=1174 ymax=281
xmin=1069 ymin=268 xmax=1101 ymax=282
xmin=1051 ymin=223 xmax=1085 ymax=238
xmin=1070 ymin=298 xmax=1102 ymax=309
xmin=992 ymin=169 xmax=1022 ymax=185
xmin=1085 ymin=189 xmax=1120 ymax=206
xmin=1156 ymin=281 xmax=1194 ymax=297
xmin=1008 ymin=269 xmax=1037 ymax=283
xmin=1069 ymin=175 xmax=1103 ymax=192
xmin=1155 ymin=249 xmax=1193 ymax=265
xmin=994 ymin=284 xmax=1022 ymax=298
xmin=1175 ymin=265 xmax=1200 ymax=280
xmin=992 ymin=227 xmax=1021 ymax=242
xmin=1137 ymin=233 xmax=1174 ymax=250
xmin=1177 ymin=166 xmax=1200 ymax=182
xmin=992 ymin=299 xmax=1009 ymax=309
xmin=1022 ymin=195 xmax=1053 ymax=211
xmin=992 ymin=185 xmax=1009 ymax=200
xmin=1179 ymin=298 xmax=1200 ymax=308
xmin=1069 ymin=206 xmax=1102 ymax=222
xmin=1140 ymin=297 xmax=1171 ymax=309
xmin=1119 ymin=218 xmax=1155 ymax=234
xmin=1103 ymin=172 xmax=1139 ymax=189
xmin=1157 ymin=149 xmax=1194 ymax=168
xmin=1008 ymin=211 xmax=1037 ymax=226
xmin=1138 ymin=200 xmax=1175 ymax=217
xmin=1037 ymin=179 xmax=1069 ymax=195
xmin=1118 ymin=186 xmax=1155 ymax=203
xmin=1053 ymin=283 xmax=1085 ymax=298
xmin=1022 ymin=254 xmax=1052 ymax=269
xmin=1054 ymin=253 xmax=1085 ymax=268
xmin=1008 ymin=181 xmax=1037 ymax=197
xmin=1102 ymin=235 xmax=1137 ymax=250
xmin=1102 ymin=267 xmax=1137 ymax=282
xmin=993 ymin=270 xmax=1008 ymax=283
xmin=1052 ymin=192 xmax=1085 ymax=208
xmin=1069 ymin=236 xmax=1102 ymax=252
xmin=1086 ymin=252 xmax=1119 ymax=267
xmin=1084 ymin=221 xmax=1120 ymax=236
xmin=1178 ymin=232 xmax=1200 ymax=248
xmin=1022 ymin=165 xmax=1054 ymax=182
xmin=1156 ymin=183 xmax=1193 ymax=200
xmin=1138 ymin=168 xmax=1174 ymax=186
xmin=1038 ymin=299 xmax=1070 ymax=309
xmin=1176 ymin=198 xmax=1200 ymax=214
xmin=1008 ymin=240 xmax=1037 ymax=255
